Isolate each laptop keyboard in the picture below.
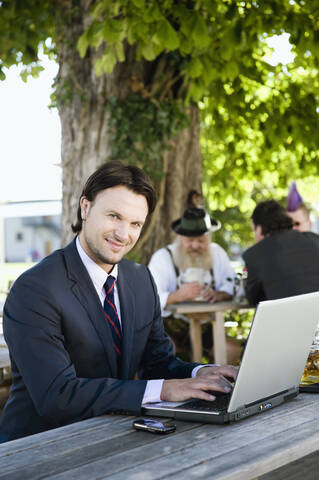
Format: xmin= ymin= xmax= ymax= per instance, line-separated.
xmin=181 ymin=393 xmax=231 ymax=412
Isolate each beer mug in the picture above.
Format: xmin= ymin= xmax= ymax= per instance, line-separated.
xmin=177 ymin=268 xmax=211 ymax=301
xmin=179 ymin=268 xmax=206 ymax=286
xmin=301 ymin=324 xmax=319 ymax=385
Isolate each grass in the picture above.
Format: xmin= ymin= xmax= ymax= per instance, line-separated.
xmin=0 ymin=263 xmax=34 ymax=302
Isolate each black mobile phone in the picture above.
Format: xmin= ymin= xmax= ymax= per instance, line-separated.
xmin=132 ymin=417 xmax=176 ymax=434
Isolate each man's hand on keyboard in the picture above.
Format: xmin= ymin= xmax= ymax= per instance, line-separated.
xmin=196 ymin=365 xmax=238 ymax=383
xmin=160 ymin=365 xmax=238 ymax=403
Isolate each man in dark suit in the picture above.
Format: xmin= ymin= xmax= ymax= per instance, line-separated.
xmin=0 ymin=161 xmax=237 ymax=442
xmin=243 ymin=199 xmax=319 ymax=305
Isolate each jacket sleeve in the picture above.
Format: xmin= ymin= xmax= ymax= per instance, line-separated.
xmin=242 ymin=251 xmax=266 ymax=306
xmin=3 ymin=275 xmax=147 ymax=428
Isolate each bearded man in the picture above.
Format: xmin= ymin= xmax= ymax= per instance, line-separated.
xmin=148 ymin=207 xmax=237 ymax=360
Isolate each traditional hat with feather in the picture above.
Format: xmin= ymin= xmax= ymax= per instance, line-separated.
xmin=171 ymin=207 xmax=221 ymax=237
xmin=287 ymin=182 xmax=303 ymax=212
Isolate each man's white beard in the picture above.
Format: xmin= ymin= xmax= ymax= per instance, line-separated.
xmin=172 ymin=238 xmax=213 ymax=272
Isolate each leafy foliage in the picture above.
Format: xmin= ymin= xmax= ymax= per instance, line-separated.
xmin=200 ymin=43 xmax=319 ymax=254
xmin=105 ymin=96 xmax=189 ymax=182
xmin=225 ymin=310 xmax=254 ymax=345
xmin=0 ymin=0 xmax=54 ymax=80
xmin=1 ymin=0 xmax=319 ymax=255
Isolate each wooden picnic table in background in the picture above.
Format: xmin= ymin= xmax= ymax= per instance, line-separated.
xmin=167 ymin=301 xmax=255 ymax=364
xmin=1 ymin=393 xmax=319 ymax=479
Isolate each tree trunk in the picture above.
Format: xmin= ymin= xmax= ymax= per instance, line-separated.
xmin=139 ymin=106 xmax=202 ymax=263
xmin=56 ymin=2 xmax=202 ymax=263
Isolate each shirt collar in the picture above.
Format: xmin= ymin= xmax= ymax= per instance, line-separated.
xmin=76 ymin=236 xmax=118 ymax=293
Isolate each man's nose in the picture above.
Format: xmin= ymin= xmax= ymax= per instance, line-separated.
xmin=114 ymin=222 xmax=130 ymax=241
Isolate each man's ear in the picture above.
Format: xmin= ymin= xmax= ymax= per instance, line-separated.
xmin=255 ymin=225 xmax=264 ymax=242
xmin=80 ymin=197 xmax=90 ymax=221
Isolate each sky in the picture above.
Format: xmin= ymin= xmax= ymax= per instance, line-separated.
xmin=0 ymin=35 xmax=294 ymax=203
xmin=0 ymin=58 xmax=61 ymax=202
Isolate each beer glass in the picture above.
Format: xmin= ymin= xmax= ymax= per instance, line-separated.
xmin=301 ymin=324 xmax=319 ymax=385
xmin=178 ymin=268 xmax=211 ymax=301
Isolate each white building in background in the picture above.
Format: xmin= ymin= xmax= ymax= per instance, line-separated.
xmin=0 ymin=200 xmax=61 ymax=263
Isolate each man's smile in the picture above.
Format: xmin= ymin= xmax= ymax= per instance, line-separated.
xmin=106 ymin=237 xmax=129 ymax=252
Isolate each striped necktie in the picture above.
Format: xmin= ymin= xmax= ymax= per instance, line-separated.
xmin=104 ymin=275 xmax=122 ymax=365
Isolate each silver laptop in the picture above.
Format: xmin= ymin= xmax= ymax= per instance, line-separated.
xmin=143 ymin=291 xmax=319 ymax=423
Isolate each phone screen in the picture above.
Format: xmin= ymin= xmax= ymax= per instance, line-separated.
xmin=133 ymin=418 xmax=176 ymax=434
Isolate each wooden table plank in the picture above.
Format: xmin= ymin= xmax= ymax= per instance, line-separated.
xmin=0 ymin=417 xmax=201 ymax=479
xmin=0 ymin=415 xmax=123 ymax=457
xmin=83 ymin=395 xmax=319 ymax=480
xmin=261 ymin=449 xmax=319 ymax=480
xmin=1 ymin=394 xmax=319 ymax=480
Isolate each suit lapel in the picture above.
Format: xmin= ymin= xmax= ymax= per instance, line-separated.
xmin=63 ymin=240 xmax=118 ymax=377
xmin=117 ymin=262 xmax=136 ymax=379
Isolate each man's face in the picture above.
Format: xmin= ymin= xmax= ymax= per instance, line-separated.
xmin=287 ymin=209 xmax=311 ymax=232
xmin=179 ymin=234 xmax=210 ymax=255
xmin=79 ymin=185 xmax=148 ymax=272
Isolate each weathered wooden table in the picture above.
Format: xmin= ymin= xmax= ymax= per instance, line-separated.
xmin=1 ymin=393 xmax=319 ymax=479
xmin=167 ymin=301 xmax=254 ymax=364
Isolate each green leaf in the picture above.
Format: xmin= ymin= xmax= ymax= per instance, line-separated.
xmin=186 ymin=81 xmax=205 ymax=102
xmin=223 ymin=61 xmax=239 ymax=81
xmin=147 ymin=4 xmax=163 ymax=22
xmin=115 ymin=42 xmax=125 ymax=62
xmin=132 ymin=0 xmax=145 ymax=8
xmin=77 ymin=31 xmax=89 ymax=58
xmin=220 ymin=42 xmax=233 ymax=61
xmin=94 ymin=50 xmax=117 ymax=76
xmin=127 ymin=26 xmax=135 ymax=45
xmin=187 ymin=57 xmax=203 ymax=78
xmin=153 ymin=20 xmax=179 ymax=51
xmin=102 ymin=20 xmax=123 ymax=44
xmin=141 ymin=42 xmax=157 ymax=61
xmin=85 ymin=23 xmax=104 ymax=49
xmin=191 ymin=14 xmax=211 ymax=48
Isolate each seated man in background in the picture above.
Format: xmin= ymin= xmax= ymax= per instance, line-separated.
xmin=286 ymin=181 xmax=312 ymax=232
xmin=148 ymin=206 xmax=241 ymax=363
xmin=243 ymin=199 xmax=319 ymax=306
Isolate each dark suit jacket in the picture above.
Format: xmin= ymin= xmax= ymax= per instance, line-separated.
xmin=0 ymin=239 xmax=198 ymax=442
xmin=243 ymin=230 xmax=319 ymax=305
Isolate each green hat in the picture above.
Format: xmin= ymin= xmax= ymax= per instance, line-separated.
xmin=171 ymin=207 xmax=221 ymax=237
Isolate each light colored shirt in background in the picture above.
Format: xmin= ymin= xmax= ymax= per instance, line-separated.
xmin=149 ymin=242 xmax=235 ymax=316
